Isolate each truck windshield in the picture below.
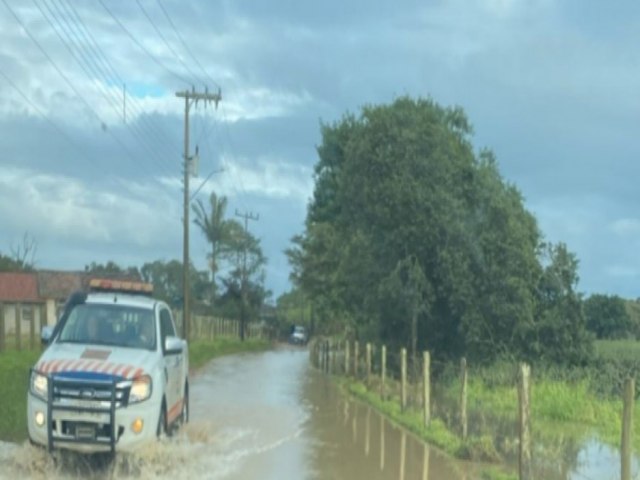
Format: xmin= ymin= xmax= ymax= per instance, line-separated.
xmin=57 ymin=304 xmax=156 ymax=350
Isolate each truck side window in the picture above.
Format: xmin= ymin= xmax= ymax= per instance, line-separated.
xmin=160 ymin=309 xmax=175 ymax=354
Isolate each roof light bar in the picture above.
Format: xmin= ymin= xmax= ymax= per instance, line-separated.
xmin=88 ymin=278 xmax=153 ymax=295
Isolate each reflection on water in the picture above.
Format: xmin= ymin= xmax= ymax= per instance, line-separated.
xmin=302 ymin=367 xmax=472 ymax=480
xmin=1 ymin=348 xmax=636 ymax=480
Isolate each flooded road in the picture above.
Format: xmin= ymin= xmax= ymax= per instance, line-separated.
xmin=0 ymin=347 xmax=468 ymax=479
xmin=0 ymin=347 xmax=633 ymax=479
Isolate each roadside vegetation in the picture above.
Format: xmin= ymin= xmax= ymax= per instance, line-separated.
xmin=0 ymin=337 xmax=270 ymax=442
xmin=327 ymin=338 xmax=640 ymax=479
xmin=189 ymin=337 xmax=270 ymax=371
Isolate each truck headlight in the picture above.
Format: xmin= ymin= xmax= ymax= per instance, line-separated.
xmin=129 ymin=375 xmax=152 ymax=403
xmin=30 ymin=371 xmax=48 ymax=400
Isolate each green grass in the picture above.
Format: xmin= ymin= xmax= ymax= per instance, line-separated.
xmin=345 ymin=380 xmax=464 ymax=457
xmin=0 ymin=338 xmax=271 ymax=442
xmin=480 ymin=468 xmax=518 ymax=480
xmin=188 ymin=338 xmax=271 ymax=371
xmin=442 ymin=371 xmax=640 ymax=451
xmin=595 ymin=339 xmax=640 ymax=362
xmin=0 ymin=349 xmax=41 ymax=441
xmin=338 ymin=356 xmax=640 ymax=477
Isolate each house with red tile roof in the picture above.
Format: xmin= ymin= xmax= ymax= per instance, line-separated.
xmin=0 ymin=270 xmax=146 ymax=341
xmin=36 ymin=270 xmax=85 ymax=324
xmin=0 ymin=272 xmax=46 ymax=337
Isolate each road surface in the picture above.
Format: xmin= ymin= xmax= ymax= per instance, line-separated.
xmin=0 ymin=346 xmax=472 ymax=479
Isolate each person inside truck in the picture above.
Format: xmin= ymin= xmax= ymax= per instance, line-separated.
xmin=85 ymin=311 xmax=111 ymax=344
xmin=139 ymin=316 xmax=155 ymax=349
xmin=86 ymin=313 xmax=100 ymax=342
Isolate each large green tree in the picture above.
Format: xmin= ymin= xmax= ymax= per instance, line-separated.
xmin=584 ymin=293 xmax=633 ymax=339
xmin=290 ymin=96 xmax=590 ymax=364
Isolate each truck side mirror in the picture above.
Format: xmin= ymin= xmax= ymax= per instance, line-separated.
xmin=41 ymin=325 xmax=54 ymax=345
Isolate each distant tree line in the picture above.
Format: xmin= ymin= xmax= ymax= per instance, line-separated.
xmin=82 ymin=193 xmax=270 ymax=327
xmin=0 ymin=197 xmax=270 ymax=327
xmin=285 ymin=96 xmax=596 ymax=365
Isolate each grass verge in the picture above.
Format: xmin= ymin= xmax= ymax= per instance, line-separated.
xmin=189 ymin=338 xmax=271 ymax=371
xmin=342 ymin=379 xmax=507 ymax=466
xmin=0 ymin=349 xmax=41 ymax=442
xmin=0 ymin=338 xmax=271 ymax=442
xmin=337 ymin=367 xmax=631 ymax=479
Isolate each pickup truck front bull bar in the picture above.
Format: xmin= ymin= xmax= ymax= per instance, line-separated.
xmin=44 ymin=373 xmax=126 ymax=454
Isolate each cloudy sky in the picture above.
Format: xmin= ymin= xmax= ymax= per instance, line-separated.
xmin=0 ymin=0 xmax=638 ymax=301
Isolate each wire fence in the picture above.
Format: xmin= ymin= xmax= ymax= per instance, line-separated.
xmin=0 ymin=302 xmax=268 ymax=352
xmin=309 ymin=338 xmax=636 ymax=480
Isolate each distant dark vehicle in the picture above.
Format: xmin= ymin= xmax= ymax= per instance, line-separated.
xmin=289 ymin=325 xmax=307 ymax=345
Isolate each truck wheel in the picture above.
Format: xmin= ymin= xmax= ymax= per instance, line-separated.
xmin=181 ymin=383 xmax=189 ymax=425
xmin=156 ymin=402 xmax=167 ymax=439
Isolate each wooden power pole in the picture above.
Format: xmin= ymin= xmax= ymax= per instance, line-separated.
xmin=235 ymin=209 xmax=259 ymax=341
xmin=176 ymin=87 xmax=221 ymax=341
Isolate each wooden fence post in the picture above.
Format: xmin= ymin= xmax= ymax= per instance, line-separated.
xmin=0 ymin=303 xmax=5 ymax=352
xmin=325 ymin=340 xmax=330 ymax=373
xmin=354 ymin=341 xmax=360 ymax=378
xmin=399 ymin=430 xmax=406 ymax=480
xmin=29 ymin=304 xmax=36 ymax=350
xmin=518 ymin=363 xmax=532 ymax=480
xmin=366 ymin=342 xmax=372 ymax=385
xmin=380 ymin=411 xmax=385 ymax=471
xmin=401 ymin=348 xmax=407 ymax=411
xmin=16 ymin=303 xmax=22 ymax=351
xmin=365 ymin=407 xmax=371 ymax=457
xmin=422 ymin=443 xmax=430 ymax=480
xmin=460 ymin=357 xmax=468 ymax=440
xmin=423 ymin=351 xmax=431 ymax=426
xmin=622 ymin=376 xmax=634 ymax=480
xmin=381 ymin=345 xmax=387 ymax=401
xmin=345 ymin=341 xmax=350 ymax=376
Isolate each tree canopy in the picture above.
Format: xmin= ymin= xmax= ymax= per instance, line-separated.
xmin=288 ymin=96 xmax=591 ymax=364
xmin=584 ymin=294 xmax=633 ymax=339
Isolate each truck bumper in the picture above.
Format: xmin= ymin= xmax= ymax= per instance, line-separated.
xmin=27 ymin=393 xmax=161 ymax=453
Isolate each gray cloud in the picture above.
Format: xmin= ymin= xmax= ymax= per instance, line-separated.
xmin=0 ymin=0 xmax=638 ymax=298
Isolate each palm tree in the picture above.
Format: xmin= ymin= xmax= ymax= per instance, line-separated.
xmin=192 ymin=192 xmax=229 ymax=293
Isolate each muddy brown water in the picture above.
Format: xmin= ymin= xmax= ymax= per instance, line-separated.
xmin=0 ymin=347 xmax=634 ymax=479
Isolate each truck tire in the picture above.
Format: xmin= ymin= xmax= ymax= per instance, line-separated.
xmin=156 ymin=402 xmax=167 ymax=439
xmin=181 ymin=383 xmax=189 ymax=425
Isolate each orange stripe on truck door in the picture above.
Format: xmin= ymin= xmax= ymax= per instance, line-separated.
xmin=167 ymin=398 xmax=184 ymax=423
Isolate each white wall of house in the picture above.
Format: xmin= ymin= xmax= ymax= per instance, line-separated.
xmin=1 ymin=303 xmax=45 ymax=335
xmin=46 ymin=298 xmax=58 ymax=326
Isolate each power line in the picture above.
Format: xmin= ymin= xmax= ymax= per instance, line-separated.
xmin=0 ymin=68 xmax=88 ymax=155
xmin=0 ymin=67 xmax=181 ymax=223
xmin=153 ymin=0 xmax=222 ymax=164
xmin=54 ymin=0 xmax=181 ymax=168
xmin=135 ymin=0 xmax=207 ymax=87
xmin=97 ymin=0 xmax=193 ymax=87
xmin=0 ymin=0 xmax=179 ymax=202
xmin=219 ymin=102 xmax=251 ymax=207
xmin=155 ymin=0 xmax=220 ymax=89
xmin=34 ymin=0 xmax=174 ymax=177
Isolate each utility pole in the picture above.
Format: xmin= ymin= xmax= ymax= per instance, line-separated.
xmin=235 ymin=209 xmax=259 ymax=341
xmin=176 ymin=87 xmax=221 ymax=341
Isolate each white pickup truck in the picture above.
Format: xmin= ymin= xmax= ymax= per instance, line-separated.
xmin=27 ymin=279 xmax=189 ymax=453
